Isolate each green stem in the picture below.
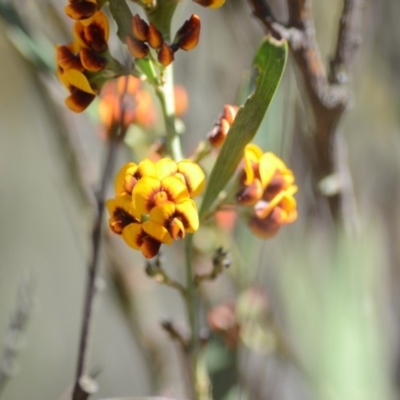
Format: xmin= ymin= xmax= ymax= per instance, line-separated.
xmin=155 ymin=65 xmax=183 ymax=161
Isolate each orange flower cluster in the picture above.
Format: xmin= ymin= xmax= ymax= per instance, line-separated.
xmin=107 ymin=158 xmax=205 ymax=259
xmin=207 ymin=104 xmax=239 ymax=147
xmin=237 ymin=144 xmax=298 ymax=238
xmin=98 ymin=76 xmax=156 ymax=134
xmin=126 ymin=14 xmax=201 ymax=67
xmin=56 ymin=0 xmax=114 ymax=112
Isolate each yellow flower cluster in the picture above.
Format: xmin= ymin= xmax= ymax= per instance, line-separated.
xmin=237 ymin=144 xmax=298 ymax=238
xmin=107 ymin=158 xmax=205 ymax=259
xmin=56 ymin=1 xmax=112 ymax=112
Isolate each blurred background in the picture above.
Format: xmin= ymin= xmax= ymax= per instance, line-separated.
xmin=0 ymin=0 xmax=399 ymax=399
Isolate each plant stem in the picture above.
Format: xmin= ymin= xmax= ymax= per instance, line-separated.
xmin=72 ymin=134 xmax=119 ymax=400
xmin=155 ymin=65 xmax=183 ymax=161
xmin=184 ymin=234 xmax=200 ymax=399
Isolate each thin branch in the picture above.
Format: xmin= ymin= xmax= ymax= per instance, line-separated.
xmin=72 ymin=81 xmax=130 ymax=400
xmin=329 ymin=0 xmax=364 ymax=84
xmin=247 ymin=0 xmax=363 ymax=228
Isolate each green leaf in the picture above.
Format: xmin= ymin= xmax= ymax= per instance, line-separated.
xmin=108 ymin=0 xmax=133 ymax=43
xmin=199 ymin=36 xmax=288 ymax=219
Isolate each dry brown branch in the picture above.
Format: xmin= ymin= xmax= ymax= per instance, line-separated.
xmin=247 ymin=0 xmax=364 ymax=228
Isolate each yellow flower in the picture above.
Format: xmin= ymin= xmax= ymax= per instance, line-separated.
xmin=237 ymin=144 xmax=295 ymax=205
xmin=58 ymin=69 xmax=96 ymax=113
xmin=114 ymin=159 xmax=160 ymax=196
xmin=249 ymin=188 xmax=298 ymax=239
xmin=147 ymin=199 xmax=199 ymax=240
xmin=106 ymin=194 xmax=141 ymax=235
xmin=176 ymin=160 xmax=205 ymax=197
xmin=73 ymin=11 xmax=110 ymax=53
xmin=108 ymin=157 xmax=204 ymax=258
xmin=236 ymin=144 xmax=298 ymax=238
xmin=122 ymin=223 xmax=164 ymax=259
xmin=133 ymin=175 xmax=190 ymax=214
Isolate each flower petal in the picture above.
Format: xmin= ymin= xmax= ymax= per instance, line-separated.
xmin=176 ymin=160 xmax=205 ymax=197
xmin=156 ymin=158 xmax=177 ymax=180
xmin=136 ymin=159 xmax=157 ymax=179
xmin=142 ymin=221 xmax=173 ymax=245
xmin=56 ymin=45 xmax=84 ymax=71
xmin=65 ymin=89 xmax=95 ymax=113
xmin=80 ymin=48 xmax=107 ymax=71
xmin=114 ymin=162 xmax=138 ymax=195
xmin=63 ymin=69 xmax=95 ymax=94
xmin=161 ymin=176 xmax=190 ymax=204
xmin=243 ymin=144 xmax=263 ymax=186
xmin=148 ymin=201 xmax=176 ymax=225
xmin=106 ymin=194 xmax=140 ymax=234
xmin=122 ymin=223 xmax=144 ymax=250
xmin=175 ymin=199 xmax=199 ymax=232
xmin=140 ymin=237 xmax=162 ymax=259
xmin=133 ymin=176 xmax=161 ymax=214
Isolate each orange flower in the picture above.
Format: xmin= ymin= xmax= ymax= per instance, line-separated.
xmin=207 ymin=104 xmax=239 ymax=147
xmin=98 ymin=76 xmax=156 ymax=133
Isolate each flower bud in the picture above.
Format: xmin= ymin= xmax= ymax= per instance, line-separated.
xmin=64 ymin=1 xmax=99 ymax=20
xmin=132 ymin=14 xmax=149 ymax=42
xmin=147 ymin=23 xmax=163 ymax=49
xmin=158 ymin=43 xmax=174 ymax=66
xmin=175 ymin=14 xmax=201 ymax=51
xmin=126 ymin=35 xmax=149 ymax=58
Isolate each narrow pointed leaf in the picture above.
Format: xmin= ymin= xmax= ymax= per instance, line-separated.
xmin=199 ymin=36 xmax=288 ymax=219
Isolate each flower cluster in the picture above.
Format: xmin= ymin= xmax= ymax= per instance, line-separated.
xmin=107 ymin=158 xmax=205 ymax=258
xmin=237 ymin=144 xmax=298 ymax=238
xmin=56 ymin=1 xmax=118 ymax=112
xmin=127 ymin=14 xmax=201 ymax=67
xmin=207 ymin=104 xmax=239 ymax=147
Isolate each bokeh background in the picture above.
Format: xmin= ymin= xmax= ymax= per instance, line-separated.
xmin=0 ymin=0 xmax=399 ymax=399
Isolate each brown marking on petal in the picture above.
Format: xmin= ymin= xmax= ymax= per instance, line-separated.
xmin=66 ymin=88 xmax=96 ymax=113
xmin=65 ymin=2 xmax=99 ymax=20
xmin=56 ymin=45 xmax=84 ymax=71
xmin=175 ymin=14 xmax=201 ymax=51
xmin=262 ymin=173 xmax=285 ymax=201
xmin=141 ymin=237 xmax=162 ymax=259
xmin=158 ymin=43 xmax=174 ymax=67
xmin=126 ymin=35 xmax=149 ymax=59
xmin=80 ymin=48 xmax=107 ymax=71
xmin=248 ymin=209 xmax=281 ymax=239
xmin=84 ymin=24 xmax=108 ymax=52
xmin=111 ymin=207 xmax=139 ymax=234
xmin=174 ymin=172 xmax=192 ymax=195
xmin=169 ymin=217 xmax=185 ymax=239
xmin=147 ymin=23 xmax=163 ymax=49
xmin=236 ymin=179 xmax=263 ymax=205
xmin=132 ymin=14 xmax=149 ymax=42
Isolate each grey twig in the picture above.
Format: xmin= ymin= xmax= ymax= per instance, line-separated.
xmin=247 ymin=0 xmax=364 ymax=229
xmin=0 ymin=272 xmax=36 ymax=397
xmin=72 ymin=80 xmax=130 ymax=400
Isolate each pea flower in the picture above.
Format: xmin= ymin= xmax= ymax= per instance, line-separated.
xmin=107 ymin=159 xmax=206 ymax=259
xmin=236 ymin=144 xmax=298 ymax=238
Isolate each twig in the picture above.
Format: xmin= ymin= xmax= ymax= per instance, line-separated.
xmin=72 ymin=81 xmax=130 ymax=400
xmin=0 ymin=272 xmax=36 ymax=397
xmin=247 ymin=0 xmax=364 ymax=229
